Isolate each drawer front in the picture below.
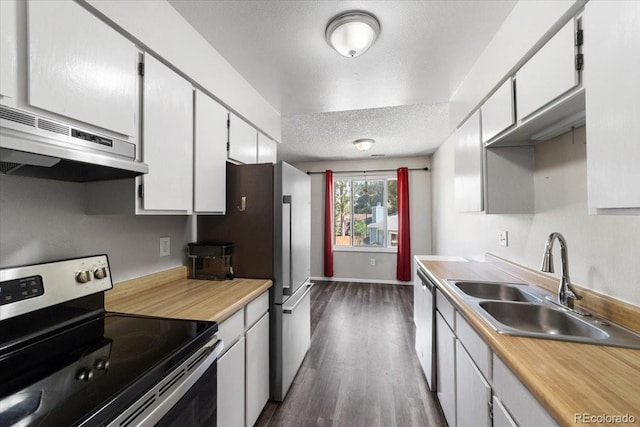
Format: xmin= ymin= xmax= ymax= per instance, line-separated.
xmin=436 ymin=289 xmax=455 ymax=330
xmin=218 ymin=308 xmax=244 ymax=352
xmin=455 ymin=311 xmax=491 ymax=380
xmin=493 ymin=355 xmax=558 ymax=427
xmin=246 ymin=290 xmax=269 ymax=328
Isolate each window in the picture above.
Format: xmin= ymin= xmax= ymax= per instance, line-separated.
xmin=334 ymin=176 xmax=398 ymax=249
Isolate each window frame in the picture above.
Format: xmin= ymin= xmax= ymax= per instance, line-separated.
xmin=332 ymin=173 xmax=398 ymax=253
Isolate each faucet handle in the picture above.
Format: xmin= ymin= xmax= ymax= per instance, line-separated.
xmin=566 ymin=283 xmax=582 ymax=300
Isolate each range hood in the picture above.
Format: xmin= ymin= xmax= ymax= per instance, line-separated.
xmin=0 ymin=105 xmax=148 ymax=182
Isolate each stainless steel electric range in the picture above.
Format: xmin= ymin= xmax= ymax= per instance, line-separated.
xmin=0 ymin=255 xmax=223 ymax=427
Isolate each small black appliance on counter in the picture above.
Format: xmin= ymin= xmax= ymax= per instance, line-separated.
xmin=188 ymin=242 xmax=234 ymax=280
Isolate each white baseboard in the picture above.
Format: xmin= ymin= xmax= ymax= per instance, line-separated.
xmin=310 ymin=276 xmax=412 ymax=286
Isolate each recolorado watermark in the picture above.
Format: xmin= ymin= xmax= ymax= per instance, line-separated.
xmin=575 ymin=413 xmax=636 ymax=424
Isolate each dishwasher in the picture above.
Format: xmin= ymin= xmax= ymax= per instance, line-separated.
xmin=415 ymin=266 xmax=437 ymax=391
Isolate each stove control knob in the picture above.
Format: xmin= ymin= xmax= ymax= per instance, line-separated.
xmin=94 ymin=358 xmax=110 ymax=370
xmin=75 ymin=271 xmax=91 ymax=284
xmin=76 ymin=368 xmax=94 ymax=381
xmin=93 ymin=267 xmax=108 ymax=280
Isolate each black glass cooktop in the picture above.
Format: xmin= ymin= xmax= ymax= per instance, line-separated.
xmin=0 ymin=312 xmax=216 ymax=426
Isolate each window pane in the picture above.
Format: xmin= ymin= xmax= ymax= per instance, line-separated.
xmin=387 ymin=179 xmax=398 ymax=247
xmin=333 ymin=179 xmax=351 ymax=246
xmin=353 ymin=180 xmax=385 ymax=246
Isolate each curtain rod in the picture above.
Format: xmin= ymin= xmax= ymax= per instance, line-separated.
xmin=306 ymin=166 xmax=429 ymax=175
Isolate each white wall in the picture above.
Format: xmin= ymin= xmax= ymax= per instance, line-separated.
xmin=0 ymin=175 xmax=189 ymax=283
xmin=293 ymin=157 xmax=431 ymax=283
xmin=431 ymin=126 xmax=640 ymax=306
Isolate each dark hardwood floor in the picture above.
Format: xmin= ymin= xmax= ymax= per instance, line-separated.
xmin=255 ymin=281 xmax=446 ymax=427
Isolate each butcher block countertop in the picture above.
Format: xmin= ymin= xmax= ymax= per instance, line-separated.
xmin=418 ymin=255 xmax=640 ymax=426
xmin=105 ymin=266 xmax=272 ymax=323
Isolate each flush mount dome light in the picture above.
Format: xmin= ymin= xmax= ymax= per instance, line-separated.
xmin=353 ymin=138 xmax=375 ymax=151
xmin=326 ymin=11 xmax=380 ymax=58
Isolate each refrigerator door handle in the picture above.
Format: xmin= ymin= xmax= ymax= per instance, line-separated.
xmin=283 ymin=282 xmax=313 ymax=314
xmin=283 ymin=195 xmax=292 ymax=290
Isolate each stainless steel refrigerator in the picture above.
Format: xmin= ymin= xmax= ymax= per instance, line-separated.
xmin=198 ymin=161 xmax=311 ymax=402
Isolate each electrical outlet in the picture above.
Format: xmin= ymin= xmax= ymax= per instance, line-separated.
xmin=498 ymin=231 xmax=508 ymax=247
xmin=370 ymin=258 xmax=376 ymax=266
xmin=159 ymin=236 xmax=171 ymax=256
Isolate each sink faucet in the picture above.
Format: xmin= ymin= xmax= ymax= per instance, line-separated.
xmin=540 ymin=232 xmax=582 ymax=309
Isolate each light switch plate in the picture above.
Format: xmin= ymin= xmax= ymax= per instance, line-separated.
xmin=498 ymin=231 xmax=508 ymax=247
xmin=159 ymin=236 xmax=171 ymax=256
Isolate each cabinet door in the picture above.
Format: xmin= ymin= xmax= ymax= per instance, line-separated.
xmin=194 ymin=90 xmax=227 ymax=213
xmin=257 ymin=132 xmax=277 ymax=164
xmin=246 ymin=312 xmax=269 ymax=427
xmin=455 ymin=341 xmax=491 ymax=427
xmin=141 ymin=54 xmax=193 ymax=212
xmin=454 ymin=111 xmax=483 ymax=212
xmin=228 ymin=113 xmax=257 ymax=164
xmin=585 ymin=1 xmax=640 ymax=213
xmin=436 ymin=312 xmax=456 ymax=427
xmin=0 ymin=0 xmax=17 ymax=99
xmin=516 ymin=19 xmax=578 ymax=120
xmin=27 ymin=1 xmax=137 ymax=136
xmin=481 ymin=78 xmax=514 ymax=144
xmin=492 ymin=395 xmax=518 ymax=427
xmin=218 ymin=337 xmax=245 ymax=427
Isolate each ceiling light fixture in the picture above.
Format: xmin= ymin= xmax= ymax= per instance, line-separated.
xmin=326 ymin=11 xmax=380 ymax=58
xmin=354 ymin=138 xmax=375 ymax=151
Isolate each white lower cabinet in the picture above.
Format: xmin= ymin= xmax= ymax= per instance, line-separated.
xmin=246 ymin=312 xmax=270 ymax=427
xmin=216 ymin=290 xmax=270 ymax=427
xmin=432 ymin=291 xmax=557 ymax=427
xmin=492 ymin=395 xmax=518 ymax=427
xmin=456 ymin=340 xmax=491 ymax=427
xmin=493 ymin=355 xmax=558 ymax=427
xmin=218 ymin=337 xmax=245 ymax=427
xmin=436 ymin=311 xmax=456 ymax=426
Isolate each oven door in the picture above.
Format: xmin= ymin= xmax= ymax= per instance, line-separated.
xmin=107 ymin=338 xmax=223 ymax=427
xmin=155 ymin=361 xmax=217 ymax=427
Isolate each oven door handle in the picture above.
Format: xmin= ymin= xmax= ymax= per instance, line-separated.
xmin=205 ymin=337 xmax=225 ymax=359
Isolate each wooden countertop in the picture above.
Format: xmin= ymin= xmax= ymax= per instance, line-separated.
xmin=105 ymin=266 xmax=272 ymax=323
xmin=417 ymin=257 xmax=640 ymax=426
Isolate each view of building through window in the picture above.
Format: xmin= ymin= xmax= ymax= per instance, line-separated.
xmin=334 ymin=177 xmax=398 ymax=248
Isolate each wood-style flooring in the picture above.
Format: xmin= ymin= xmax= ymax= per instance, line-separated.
xmin=255 ymin=281 xmax=446 ymax=427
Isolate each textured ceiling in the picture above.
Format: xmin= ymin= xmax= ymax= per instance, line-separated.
xmin=168 ymin=0 xmax=517 ymax=161
xmin=281 ymin=103 xmax=449 ymax=162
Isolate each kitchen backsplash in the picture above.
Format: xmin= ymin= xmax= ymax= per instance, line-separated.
xmin=0 ymin=174 xmax=188 ymax=283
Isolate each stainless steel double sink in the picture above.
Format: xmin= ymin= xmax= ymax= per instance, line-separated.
xmin=445 ymin=280 xmax=640 ymax=349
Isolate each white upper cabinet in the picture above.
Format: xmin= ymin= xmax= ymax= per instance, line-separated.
xmin=194 ymin=90 xmax=227 ymax=214
xmin=257 ymin=132 xmax=277 ymax=164
xmin=454 ymin=111 xmax=483 ymax=212
xmin=27 ymin=0 xmax=137 ymax=136
xmin=516 ymin=19 xmax=579 ymax=121
xmin=585 ymin=1 xmax=640 ymax=214
xmin=140 ymin=54 xmax=193 ymax=213
xmin=481 ymin=78 xmax=514 ymax=144
xmin=228 ymin=113 xmax=257 ymax=164
xmin=0 ymin=0 xmax=18 ymax=99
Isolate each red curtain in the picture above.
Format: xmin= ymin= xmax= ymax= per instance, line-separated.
xmin=396 ymin=167 xmax=411 ymax=281
xmin=323 ymin=170 xmax=334 ymax=277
